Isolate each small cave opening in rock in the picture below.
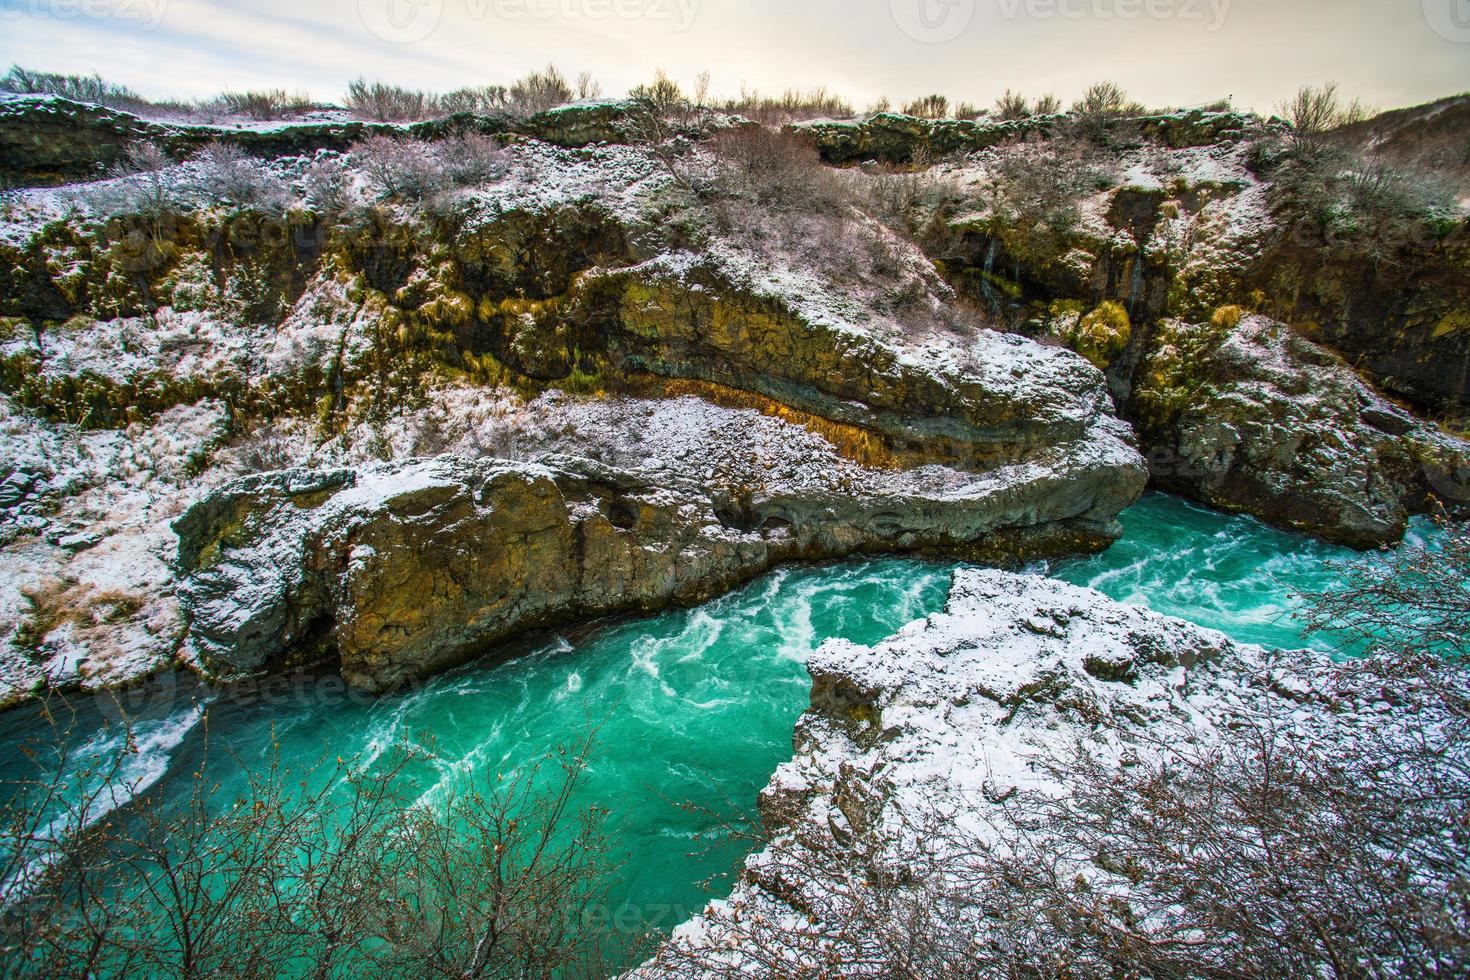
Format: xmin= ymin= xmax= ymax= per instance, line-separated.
xmin=604 ymin=498 xmax=640 ymax=530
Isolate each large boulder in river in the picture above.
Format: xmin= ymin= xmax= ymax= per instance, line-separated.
xmin=173 ymin=437 xmax=1144 ymax=692
xmin=1131 ymin=310 xmax=1470 ymax=547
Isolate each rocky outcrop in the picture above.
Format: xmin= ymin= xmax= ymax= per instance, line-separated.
xmin=174 ymin=440 xmax=1145 ymax=691
xmin=0 ymin=95 xmax=650 ymax=185
xmin=794 ymin=108 xmax=1263 ymax=165
xmin=637 ymin=568 xmax=1432 ymax=975
xmin=1132 ymin=311 xmax=1470 ymax=547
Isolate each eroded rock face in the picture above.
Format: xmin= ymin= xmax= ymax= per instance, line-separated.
xmin=174 ymin=437 xmax=1145 ymax=691
xmin=1133 ymin=312 xmax=1470 ymax=547
xmin=0 ymin=94 xmax=648 ymax=186
xmin=792 ymin=108 xmax=1260 ymax=165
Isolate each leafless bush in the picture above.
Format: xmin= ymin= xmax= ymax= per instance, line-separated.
xmin=1033 ymin=93 xmax=1062 ymax=115
xmin=440 ymin=67 xmax=589 ymax=118
xmin=90 ymin=143 xmax=178 ymax=217
xmin=902 ymin=94 xmax=949 ymax=119
xmin=440 ymin=84 xmax=510 ymax=115
xmin=994 ymin=89 xmax=1061 ymax=120
xmin=438 ymin=132 xmax=508 ymax=185
xmin=994 ymin=89 xmax=1029 ymax=120
xmin=223 ymin=430 xmax=301 ymax=474
xmin=629 ymin=69 xmax=688 ymax=118
xmin=1071 ymin=80 xmax=1146 ymax=140
xmin=300 ymin=152 xmax=355 ymax=216
xmin=978 ymin=136 xmax=1118 ymax=262
xmin=0 ymin=65 xmax=143 ymax=109
xmin=1299 ymin=513 xmax=1470 ymax=657
xmin=1278 ymin=82 xmax=1373 ymax=137
xmin=707 ymin=125 xmax=849 ymax=213
xmin=189 ymin=142 xmax=288 ymax=210
xmin=0 ymin=718 xmax=621 ymax=977
xmin=352 ymin=135 xmax=444 ymax=201
xmin=1266 ymin=137 xmax=1457 ymax=264
xmin=717 ymin=86 xmax=855 ymax=125
xmin=343 ymin=78 xmax=439 ymax=121
xmin=509 ymin=64 xmax=574 ymax=115
xmin=213 ymin=89 xmax=312 ymax=120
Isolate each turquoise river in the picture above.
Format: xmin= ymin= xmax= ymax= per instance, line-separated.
xmin=0 ymin=492 xmax=1433 ymax=962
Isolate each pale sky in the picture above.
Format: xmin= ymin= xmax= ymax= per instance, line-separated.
xmin=0 ymin=0 xmax=1466 ymax=114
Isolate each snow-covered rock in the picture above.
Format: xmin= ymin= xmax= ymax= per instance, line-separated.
xmin=638 ymin=568 xmax=1409 ymax=975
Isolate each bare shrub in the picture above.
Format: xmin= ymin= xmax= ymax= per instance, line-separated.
xmin=577 ymin=71 xmax=602 ymax=100
xmin=0 ymin=65 xmax=143 ymax=109
xmin=994 ymin=88 xmax=1030 ymax=120
xmin=214 ymin=89 xmax=312 ymax=120
xmin=0 ymin=718 xmax=621 ymax=978
xmin=1071 ymin=80 xmax=1145 ymax=139
xmin=719 ymin=87 xmax=855 ymax=125
xmin=1278 ymin=82 xmax=1374 ymax=137
xmin=440 ymin=84 xmax=510 ymax=115
xmin=902 ymin=94 xmax=949 ymax=119
xmin=1266 ymin=137 xmax=1457 ymax=265
xmin=91 ymin=143 xmax=178 ymax=217
xmin=978 ymin=136 xmax=1118 ymax=264
xmin=224 ymin=430 xmax=301 ymax=475
xmin=707 ymin=125 xmax=848 ymax=212
xmin=994 ymin=90 xmax=1062 ymax=120
xmin=437 ymin=132 xmax=508 ymax=185
xmin=343 ymin=78 xmax=439 ymax=122
xmin=629 ymin=69 xmax=687 ymax=118
xmin=300 ymin=152 xmax=355 ymax=216
xmin=1033 ymin=93 xmax=1062 ymax=115
xmin=509 ymin=64 xmax=574 ymax=115
xmin=352 ymin=135 xmax=444 ymax=201
xmin=189 ymin=142 xmax=287 ymax=209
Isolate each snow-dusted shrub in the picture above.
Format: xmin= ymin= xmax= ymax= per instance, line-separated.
xmin=86 ymin=143 xmax=179 ymax=217
xmin=352 ymin=135 xmax=444 ymax=201
xmin=507 ymin=64 xmax=573 ymax=115
xmin=0 ymin=65 xmax=142 ymax=109
xmin=212 ymin=89 xmax=312 ymax=121
xmin=343 ymin=78 xmax=440 ymax=122
xmin=1278 ymin=82 xmax=1372 ymax=138
xmin=707 ymin=125 xmax=848 ymax=213
xmin=440 ymin=84 xmax=511 ymax=115
xmin=224 ymin=431 xmax=302 ymax=475
xmin=300 ymin=153 xmax=356 ymax=216
xmin=716 ymin=87 xmax=855 ymax=125
xmin=189 ymin=143 xmax=289 ymax=210
xmin=1071 ymin=80 xmax=1146 ymax=140
xmin=437 ymin=133 xmax=508 ymax=186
